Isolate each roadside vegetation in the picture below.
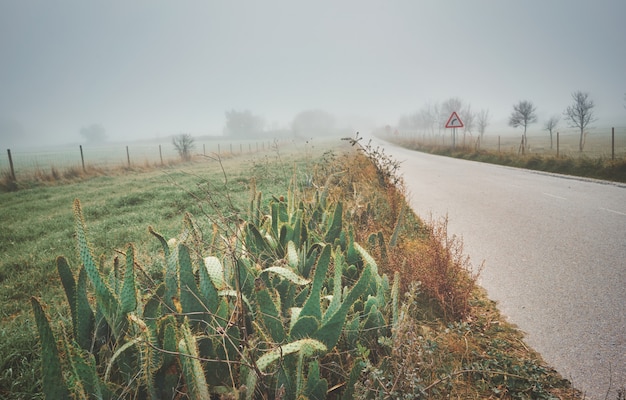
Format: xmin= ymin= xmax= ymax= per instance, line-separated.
xmin=0 ymin=137 xmax=584 ymax=398
xmin=387 ymin=136 xmax=626 ymax=184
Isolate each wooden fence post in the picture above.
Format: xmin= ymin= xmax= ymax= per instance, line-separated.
xmin=80 ymin=145 xmax=85 ymax=172
xmin=7 ymin=149 xmax=16 ymax=181
xmin=557 ymin=132 xmax=560 ymax=158
xmin=159 ymin=145 xmax=164 ymax=166
xmin=612 ymin=127 xmax=615 ymax=160
xmin=498 ymin=136 xmax=501 ymax=153
xmin=126 ymin=146 xmax=130 ymax=167
xmin=218 ymin=144 xmax=221 ymax=155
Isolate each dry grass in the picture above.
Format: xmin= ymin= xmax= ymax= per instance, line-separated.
xmin=320 ymin=148 xmax=582 ymax=398
xmin=0 ymin=158 xmax=189 ymax=192
xmin=326 ymin=151 xmax=479 ymax=320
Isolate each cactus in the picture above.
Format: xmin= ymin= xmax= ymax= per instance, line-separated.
xmin=246 ymin=338 xmax=327 ymax=400
xmin=76 ymin=266 xmax=95 ymax=351
xmin=389 ymin=202 xmax=405 ymax=249
xmin=391 ymin=271 xmax=400 ymax=326
xmin=74 ymin=199 xmax=125 ymax=339
xmin=120 ymin=243 xmax=138 ymax=314
xmin=30 ymin=297 xmax=71 ymax=399
xmin=178 ymin=244 xmax=205 ymax=318
xmin=199 ymin=256 xmax=221 ymax=313
xmin=303 ymin=359 xmax=328 ymax=400
xmin=256 ymin=287 xmax=286 ymax=343
xmin=179 ymin=319 xmax=211 ymax=399
xmin=299 ymin=244 xmax=331 ymax=321
xmin=313 ymin=262 xmax=372 ymax=349
xmin=261 ymin=265 xmax=310 ymax=286
xmin=324 ymin=202 xmax=343 ymax=244
xmin=34 ymin=186 xmax=403 ymax=399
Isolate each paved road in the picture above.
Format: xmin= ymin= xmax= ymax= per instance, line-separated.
xmin=372 ymin=138 xmax=626 ymax=399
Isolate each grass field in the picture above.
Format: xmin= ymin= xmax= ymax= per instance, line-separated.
xmin=388 ymin=127 xmax=626 ymax=183
xmin=0 ymin=136 xmax=286 ymax=182
xmin=0 ymin=136 xmax=585 ymax=399
xmin=395 ymin=126 xmax=626 ymax=158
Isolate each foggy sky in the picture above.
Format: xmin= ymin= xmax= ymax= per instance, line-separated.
xmin=1 ymin=0 xmax=625 ymax=147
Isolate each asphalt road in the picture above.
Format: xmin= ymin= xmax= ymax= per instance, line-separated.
xmin=372 ymin=138 xmax=626 ymax=399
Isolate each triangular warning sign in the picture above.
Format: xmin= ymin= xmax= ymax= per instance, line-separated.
xmin=445 ymin=111 xmax=464 ymax=128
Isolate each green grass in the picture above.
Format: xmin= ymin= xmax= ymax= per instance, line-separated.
xmin=0 ymin=141 xmax=326 ymax=398
xmin=0 ymin=137 xmax=585 ymax=399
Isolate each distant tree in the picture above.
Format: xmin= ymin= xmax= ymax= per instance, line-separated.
xmin=460 ymin=104 xmax=475 ymax=139
xmin=543 ymin=115 xmax=560 ymax=149
xmin=223 ymin=109 xmax=265 ymax=138
xmin=508 ymin=100 xmax=537 ymax=151
xmin=563 ymin=91 xmax=596 ymax=152
xmin=80 ymin=123 xmax=107 ymax=143
xmin=172 ymin=133 xmax=195 ymax=161
xmin=440 ymin=97 xmax=463 ymax=128
xmin=418 ymin=102 xmax=439 ymax=136
xmin=441 ymin=97 xmax=464 ymax=145
xmin=476 ymin=109 xmax=490 ymax=139
xmin=291 ymin=109 xmax=335 ymax=137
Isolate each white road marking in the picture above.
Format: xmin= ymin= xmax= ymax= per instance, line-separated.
xmin=599 ymin=207 xmax=626 ymax=217
xmin=542 ymin=192 xmax=567 ymax=200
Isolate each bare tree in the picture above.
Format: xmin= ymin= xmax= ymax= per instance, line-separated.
xmin=292 ymin=109 xmax=335 ymax=137
xmin=509 ymin=100 xmax=537 ymax=150
xmin=440 ymin=97 xmax=463 ymax=127
xmin=80 ymin=123 xmax=107 ymax=143
xmin=476 ymin=109 xmax=490 ymax=139
xmin=172 ymin=133 xmax=195 ymax=161
xmin=441 ymin=97 xmax=464 ymax=144
xmin=563 ymin=91 xmax=596 ymax=152
xmin=223 ymin=109 xmax=265 ymax=138
xmin=543 ymin=115 xmax=560 ymax=149
xmin=460 ymin=104 xmax=476 ymax=139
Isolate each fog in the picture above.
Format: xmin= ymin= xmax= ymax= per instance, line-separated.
xmin=1 ymin=1 xmax=625 ymax=148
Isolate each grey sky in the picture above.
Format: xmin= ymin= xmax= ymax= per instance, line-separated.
xmin=1 ymin=0 xmax=625 ymax=147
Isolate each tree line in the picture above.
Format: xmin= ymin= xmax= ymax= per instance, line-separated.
xmin=509 ymin=91 xmax=597 ymax=152
xmin=399 ymin=90 xmax=608 ymax=153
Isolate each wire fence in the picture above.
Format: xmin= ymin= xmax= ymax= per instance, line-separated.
xmin=1 ymin=138 xmax=277 ymax=181
xmin=395 ymin=126 xmax=626 ymax=159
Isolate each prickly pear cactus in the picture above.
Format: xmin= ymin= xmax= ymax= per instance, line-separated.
xmin=33 ymin=189 xmax=397 ymax=399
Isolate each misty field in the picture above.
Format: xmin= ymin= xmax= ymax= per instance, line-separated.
xmin=0 ymin=137 xmax=285 ymax=179
xmin=398 ymin=126 xmax=626 ymax=158
xmin=0 ymin=137 xmax=583 ymax=399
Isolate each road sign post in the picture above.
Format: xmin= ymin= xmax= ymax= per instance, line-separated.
xmin=445 ymin=111 xmax=464 ymax=149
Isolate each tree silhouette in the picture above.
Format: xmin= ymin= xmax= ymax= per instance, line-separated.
xmin=563 ymin=91 xmax=596 ymax=152
xmin=509 ymin=100 xmax=537 ymax=151
xmin=172 ymin=133 xmax=195 ymax=161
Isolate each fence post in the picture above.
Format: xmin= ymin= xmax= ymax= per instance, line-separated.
xmin=230 ymin=143 xmax=233 ymax=154
xmin=159 ymin=145 xmax=164 ymax=166
xmin=498 ymin=136 xmax=501 ymax=153
xmin=612 ymin=127 xmax=615 ymax=160
xmin=556 ymin=131 xmax=560 ymax=158
xmin=7 ymin=149 xmax=16 ymax=181
xmin=126 ymin=146 xmax=130 ymax=167
xmin=79 ymin=145 xmax=86 ymax=172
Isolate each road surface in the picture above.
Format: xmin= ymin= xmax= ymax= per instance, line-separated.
xmin=373 ymin=138 xmax=626 ymax=399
